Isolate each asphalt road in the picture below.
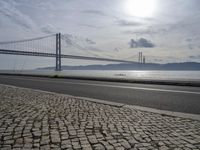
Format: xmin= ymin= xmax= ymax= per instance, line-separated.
xmin=0 ymin=75 xmax=200 ymax=114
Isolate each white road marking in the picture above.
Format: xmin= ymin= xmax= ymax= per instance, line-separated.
xmin=1 ymin=76 xmax=200 ymax=95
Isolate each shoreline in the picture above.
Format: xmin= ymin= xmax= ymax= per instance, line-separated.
xmin=0 ymin=70 xmax=200 ymax=87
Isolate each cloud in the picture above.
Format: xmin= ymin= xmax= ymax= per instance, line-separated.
xmin=124 ymin=30 xmax=156 ymax=35
xmin=123 ymin=28 xmax=167 ymax=36
xmin=78 ymin=24 xmax=104 ymax=29
xmin=116 ymin=19 xmax=142 ymax=27
xmin=114 ymin=48 xmax=120 ymax=52
xmin=85 ymin=46 xmax=102 ymax=52
xmin=186 ymin=38 xmax=192 ymax=42
xmin=85 ymin=38 xmax=96 ymax=45
xmin=61 ymin=34 xmax=79 ymax=48
xmin=185 ymin=38 xmax=196 ymax=50
xmin=189 ymin=55 xmax=200 ymax=59
xmin=129 ymin=38 xmax=155 ymax=48
xmin=40 ymin=24 xmax=60 ymax=34
xmin=188 ymin=44 xmax=194 ymax=50
xmin=0 ymin=0 xmax=35 ymax=29
xmin=81 ymin=10 xmax=107 ymax=16
xmin=61 ymin=34 xmax=98 ymax=51
xmin=81 ymin=9 xmax=118 ymax=19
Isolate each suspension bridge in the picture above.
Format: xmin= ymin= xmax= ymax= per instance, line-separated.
xmin=0 ymin=33 xmax=137 ymax=71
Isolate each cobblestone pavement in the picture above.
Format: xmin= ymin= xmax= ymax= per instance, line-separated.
xmin=0 ymin=85 xmax=200 ymax=150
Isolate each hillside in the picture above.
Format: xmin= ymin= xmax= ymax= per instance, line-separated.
xmin=39 ymin=62 xmax=200 ymax=70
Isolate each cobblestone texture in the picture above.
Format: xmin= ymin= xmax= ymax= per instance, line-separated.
xmin=0 ymin=84 xmax=200 ymax=150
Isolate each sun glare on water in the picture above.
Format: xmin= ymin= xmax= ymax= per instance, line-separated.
xmin=124 ymin=0 xmax=157 ymax=18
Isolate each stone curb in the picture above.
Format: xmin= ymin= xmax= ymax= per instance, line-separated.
xmin=0 ymin=83 xmax=199 ymax=121
xmin=124 ymin=105 xmax=200 ymax=121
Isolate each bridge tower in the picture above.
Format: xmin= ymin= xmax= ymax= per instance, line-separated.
xmin=56 ymin=33 xmax=61 ymax=71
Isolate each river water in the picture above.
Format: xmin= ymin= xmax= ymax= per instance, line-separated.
xmin=1 ymin=70 xmax=200 ymax=82
xmin=58 ymin=70 xmax=200 ymax=81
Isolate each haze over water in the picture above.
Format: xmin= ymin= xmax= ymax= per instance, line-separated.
xmin=16 ymin=70 xmax=199 ymax=82
xmin=62 ymin=70 xmax=200 ymax=81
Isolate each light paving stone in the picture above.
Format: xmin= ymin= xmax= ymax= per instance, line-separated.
xmin=0 ymin=84 xmax=200 ymax=149
xmin=93 ymin=143 xmax=105 ymax=150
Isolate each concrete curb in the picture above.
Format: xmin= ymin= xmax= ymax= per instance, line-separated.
xmin=124 ymin=105 xmax=200 ymax=121
xmin=74 ymin=96 xmax=124 ymax=107
xmin=70 ymin=96 xmax=200 ymax=121
xmin=0 ymin=83 xmax=199 ymax=121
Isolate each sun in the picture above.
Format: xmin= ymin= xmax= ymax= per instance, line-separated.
xmin=124 ymin=0 xmax=157 ymax=18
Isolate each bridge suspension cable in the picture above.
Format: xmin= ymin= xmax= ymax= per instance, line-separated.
xmin=0 ymin=34 xmax=56 ymax=45
xmin=0 ymin=33 xmax=137 ymax=70
xmin=0 ymin=34 xmax=56 ymax=54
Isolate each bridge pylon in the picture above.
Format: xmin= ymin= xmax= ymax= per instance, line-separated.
xmin=55 ymin=33 xmax=61 ymax=71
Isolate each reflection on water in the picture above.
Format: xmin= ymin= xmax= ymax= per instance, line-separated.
xmin=1 ymin=70 xmax=200 ymax=81
xmin=59 ymin=70 xmax=200 ymax=81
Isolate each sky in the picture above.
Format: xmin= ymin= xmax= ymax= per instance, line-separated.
xmin=0 ymin=0 xmax=200 ymax=69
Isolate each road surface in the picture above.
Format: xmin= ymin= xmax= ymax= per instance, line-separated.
xmin=0 ymin=75 xmax=200 ymax=114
